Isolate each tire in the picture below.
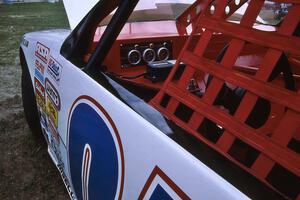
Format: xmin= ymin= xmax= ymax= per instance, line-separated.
xmin=20 ymin=49 xmax=43 ymax=141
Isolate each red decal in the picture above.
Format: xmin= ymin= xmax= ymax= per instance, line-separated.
xmin=35 ymin=42 xmax=50 ymax=64
xmin=34 ymin=78 xmax=45 ymax=100
xmin=35 ymin=59 xmax=45 ymax=74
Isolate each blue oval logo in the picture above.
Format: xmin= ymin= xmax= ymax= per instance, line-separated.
xmin=68 ymin=96 xmax=124 ymax=200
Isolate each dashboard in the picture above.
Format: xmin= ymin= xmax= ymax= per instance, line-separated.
xmin=89 ymin=21 xmax=227 ymax=90
xmin=120 ymin=40 xmax=173 ymax=68
xmin=102 ymin=35 xmax=187 ymax=90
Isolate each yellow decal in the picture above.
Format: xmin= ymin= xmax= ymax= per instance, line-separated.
xmin=46 ymin=97 xmax=58 ymax=127
xmin=35 ymin=93 xmax=46 ymax=112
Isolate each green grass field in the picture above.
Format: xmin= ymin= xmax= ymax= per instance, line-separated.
xmin=0 ymin=2 xmax=69 ymax=66
xmin=0 ymin=3 xmax=69 ymax=199
xmin=0 ymin=2 xmax=69 ymax=101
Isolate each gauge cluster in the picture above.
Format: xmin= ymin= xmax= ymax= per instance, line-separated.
xmin=120 ymin=41 xmax=173 ymax=67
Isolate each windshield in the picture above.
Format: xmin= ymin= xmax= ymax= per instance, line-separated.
xmin=100 ymin=0 xmax=196 ymax=26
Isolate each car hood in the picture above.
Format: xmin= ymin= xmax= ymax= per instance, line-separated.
xmin=24 ymin=29 xmax=71 ymax=46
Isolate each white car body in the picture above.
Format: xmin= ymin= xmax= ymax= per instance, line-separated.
xmin=19 ymin=0 xmax=250 ymax=199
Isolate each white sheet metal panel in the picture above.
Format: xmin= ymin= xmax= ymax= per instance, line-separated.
xmin=21 ymin=29 xmax=250 ymax=200
xmin=63 ymin=0 xmax=98 ymax=29
xmin=21 ymin=27 xmax=249 ymax=200
xmin=56 ymin=53 xmax=249 ymax=200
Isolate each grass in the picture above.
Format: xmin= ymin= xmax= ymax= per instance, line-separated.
xmin=0 ymin=2 xmax=69 ymax=66
xmin=0 ymin=2 xmax=69 ymax=101
xmin=0 ymin=3 xmax=70 ymax=199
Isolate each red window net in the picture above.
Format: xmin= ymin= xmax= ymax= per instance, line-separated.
xmin=151 ymin=0 xmax=300 ymax=199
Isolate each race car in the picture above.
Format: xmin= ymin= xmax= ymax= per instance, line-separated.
xmin=20 ymin=0 xmax=300 ymax=199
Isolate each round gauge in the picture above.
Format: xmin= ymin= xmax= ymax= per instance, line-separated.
xmin=128 ymin=49 xmax=141 ymax=65
xmin=157 ymin=47 xmax=170 ymax=61
xmin=143 ymin=48 xmax=156 ymax=63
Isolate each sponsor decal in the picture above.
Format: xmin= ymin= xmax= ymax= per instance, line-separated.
xmin=49 ymin=131 xmax=62 ymax=165
xmin=58 ymin=163 xmax=77 ymax=200
xmin=47 ymin=56 xmax=62 ymax=83
xmin=138 ymin=166 xmax=190 ymax=200
xmin=45 ymin=78 xmax=61 ymax=110
xmin=34 ymin=78 xmax=46 ymax=110
xmin=21 ymin=37 xmax=29 ymax=47
xmin=34 ymin=78 xmax=45 ymax=99
xmin=46 ymin=97 xmax=58 ymax=128
xmin=34 ymin=68 xmax=44 ymax=84
xmin=35 ymin=42 xmax=50 ymax=64
xmin=48 ymin=119 xmax=60 ymax=144
xmin=67 ymin=96 xmax=125 ymax=200
xmin=35 ymin=93 xmax=46 ymax=112
xmin=40 ymin=112 xmax=48 ymax=129
xmin=35 ymin=59 xmax=45 ymax=74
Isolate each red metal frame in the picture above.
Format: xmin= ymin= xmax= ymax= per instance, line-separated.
xmin=151 ymin=0 xmax=300 ymax=199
